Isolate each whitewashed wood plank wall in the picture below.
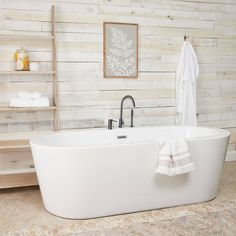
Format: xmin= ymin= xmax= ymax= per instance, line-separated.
xmin=0 ymin=0 xmax=236 ymax=150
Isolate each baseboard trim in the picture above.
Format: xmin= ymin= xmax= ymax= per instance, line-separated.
xmin=226 ymin=151 xmax=236 ymax=162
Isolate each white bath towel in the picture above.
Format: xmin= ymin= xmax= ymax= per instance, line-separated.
xmin=19 ymin=91 xmax=42 ymax=100
xmin=176 ymin=41 xmax=199 ymax=126
xmin=155 ymin=137 xmax=195 ymax=176
xmin=9 ymin=97 xmax=49 ymax=108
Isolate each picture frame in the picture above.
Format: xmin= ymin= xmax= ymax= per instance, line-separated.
xmin=103 ymin=22 xmax=138 ymax=79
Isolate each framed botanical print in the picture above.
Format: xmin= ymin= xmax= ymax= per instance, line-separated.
xmin=103 ymin=22 xmax=138 ymax=78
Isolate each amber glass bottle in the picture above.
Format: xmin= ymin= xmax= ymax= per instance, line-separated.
xmin=14 ymin=47 xmax=30 ymax=71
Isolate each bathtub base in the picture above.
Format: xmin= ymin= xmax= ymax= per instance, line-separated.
xmin=37 ymin=141 xmax=223 ymax=219
xmin=30 ymin=127 xmax=230 ymax=219
xmin=44 ymin=195 xmax=217 ymax=220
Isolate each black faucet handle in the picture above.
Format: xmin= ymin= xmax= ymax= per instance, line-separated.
xmin=130 ymin=109 xmax=134 ymax=127
xmin=108 ymin=119 xmax=117 ymax=130
xmin=118 ymin=118 xmax=125 ymax=128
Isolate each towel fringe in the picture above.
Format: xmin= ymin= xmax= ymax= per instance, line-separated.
xmin=155 ymin=163 xmax=195 ymax=176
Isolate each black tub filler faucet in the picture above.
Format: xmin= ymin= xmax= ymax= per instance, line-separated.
xmin=107 ymin=95 xmax=136 ymax=130
xmin=118 ymin=95 xmax=136 ymax=128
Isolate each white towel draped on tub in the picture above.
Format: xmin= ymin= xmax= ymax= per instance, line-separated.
xmin=155 ymin=137 xmax=195 ymax=176
xmin=176 ymin=41 xmax=199 ymax=126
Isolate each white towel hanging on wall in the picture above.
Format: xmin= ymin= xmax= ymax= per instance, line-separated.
xmin=176 ymin=40 xmax=199 ymax=126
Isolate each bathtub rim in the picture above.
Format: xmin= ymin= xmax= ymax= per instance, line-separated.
xmin=29 ymin=126 xmax=230 ymax=150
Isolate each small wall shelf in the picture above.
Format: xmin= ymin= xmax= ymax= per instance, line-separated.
xmin=0 ymin=140 xmax=30 ymax=151
xmin=0 ymin=106 xmax=57 ymax=112
xmin=0 ymin=5 xmax=58 ymax=189
xmin=0 ymin=5 xmax=58 ymax=131
xmin=0 ymin=160 xmax=35 ymax=175
xmin=0 ymin=71 xmax=56 ymax=75
xmin=0 ymin=34 xmax=53 ymax=41
xmin=0 ymin=173 xmax=38 ymax=189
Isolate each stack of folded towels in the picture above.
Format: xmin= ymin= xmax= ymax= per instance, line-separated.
xmin=155 ymin=137 xmax=195 ymax=176
xmin=9 ymin=92 xmax=49 ymax=107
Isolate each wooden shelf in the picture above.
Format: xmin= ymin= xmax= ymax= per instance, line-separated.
xmin=0 ymin=159 xmax=35 ymax=175
xmin=0 ymin=139 xmax=30 ymax=151
xmin=0 ymin=33 xmax=53 ymax=41
xmin=0 ymin=142 xmax=37 ymax=188
xmin=0 ymin=167 xmax=35 ymax=175
xmin=0 ymin=130 xmax=55 ymax=141
xmin=0 ymin=5 xmax=58 ymax=189
xmin=0 ymin=172 xmax=38 ymax=189
xmin=0 ymin=71 xmax=56 ymax=75
xmin=0 ymin=130 xmax=56 ymax=150
xmin=0 ymin=160 xmax=35 ymax=175
xmin=0 ymin=106 xmax=57 ymax=112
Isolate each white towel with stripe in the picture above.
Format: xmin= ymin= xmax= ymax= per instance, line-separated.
xmin=155 ymin=137 xmax=195 ymax=176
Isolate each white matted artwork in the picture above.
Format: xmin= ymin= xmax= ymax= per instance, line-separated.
xmin=103 ymin=22 xmax=138 ymax=78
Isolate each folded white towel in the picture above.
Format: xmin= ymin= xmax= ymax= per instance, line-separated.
xmin=9 ymin=97 xmax=49 ymax=108
xmin=18 ymin=91 xmax=42 ymax=100
xmin=155 ymin=137 xmax=195 ymax=176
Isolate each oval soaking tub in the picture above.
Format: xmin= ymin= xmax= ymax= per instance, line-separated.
xmin=30 ymin=126 xmax=230 ymax=219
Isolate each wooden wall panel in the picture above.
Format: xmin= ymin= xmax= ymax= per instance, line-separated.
xmin=0 ymin=0 xmax=235 ymax=151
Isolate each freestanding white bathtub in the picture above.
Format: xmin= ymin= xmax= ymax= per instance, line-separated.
xmin=30 ymin=126 xmax=230 ymax=219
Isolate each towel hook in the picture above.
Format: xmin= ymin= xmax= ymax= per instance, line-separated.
xmin=184 ymin=35 xmax=189 ymax=41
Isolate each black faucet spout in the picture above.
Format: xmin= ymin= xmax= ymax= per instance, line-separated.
xmin=118 ymin=95 xmax=136 ymax=128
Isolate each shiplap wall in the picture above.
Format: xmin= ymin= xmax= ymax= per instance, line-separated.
xmin=0 ymin=0 xmax=236 ymax=150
